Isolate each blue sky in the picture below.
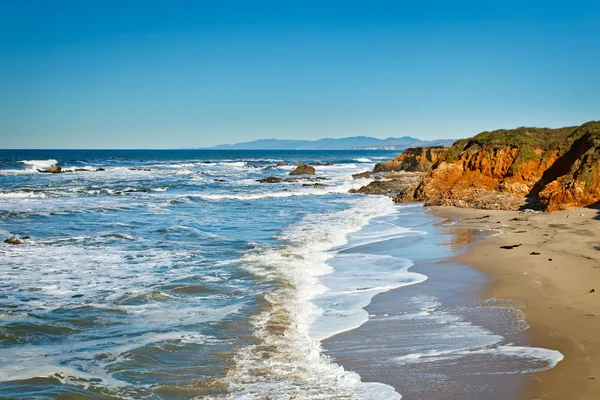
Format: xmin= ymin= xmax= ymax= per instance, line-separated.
xmin=1 ymin=0 xmax=599 ymax=149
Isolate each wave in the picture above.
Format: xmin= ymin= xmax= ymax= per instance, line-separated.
xmin=188 ymin=179 xmax=366 ymax=201
xmin=19 ymin=159 xmax=58 ymax=170
xmin=0 ymin=191 xmax=47 ymax=198
xmin=211 ymin=196 xmax=401 ymax=400
xmin=354 ymin=157 xmax=373 ymax=163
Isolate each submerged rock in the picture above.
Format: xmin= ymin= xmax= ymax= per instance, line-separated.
xmin=289 ymin=163 xmax=316 ymax=175
xmin=276 ymin=161 xmax=288 ymax=167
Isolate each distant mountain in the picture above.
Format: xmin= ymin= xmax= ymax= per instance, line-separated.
xmin=211 ymin=136 xmax=455 ymax=150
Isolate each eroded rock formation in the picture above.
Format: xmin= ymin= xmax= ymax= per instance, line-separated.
xmin=353 ymin=121 xmax=600 ymax=211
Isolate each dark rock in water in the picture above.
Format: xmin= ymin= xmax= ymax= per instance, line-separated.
xmin=95 ymin=168 xmax=106 ymax=172
xmin=37 ymin=166 xmax=62 ymax=173
xmin=309 ymin=162 xmax=333 ymax=166
xmin=276 ymin=161 xmax=288 ymax=167
xmin=302 ymin=183 xmax=325 ymax=188
xmin=21 ymin=236 xmax=30 ymax=240
xmin=123 ymin=189 xmax=148 ymax=193
xmin=289 ymin=163 xmax=316 ymax=175
xmin=350 ymin=171 xmax=423 ymax=203
xmin=4 ymin=237 xmax=23 ymax=245
xmin=130 ymin=168 xmax=151 ymax=171
xmin=258 ymin=176 xmax=285 ymax=183
xmin=213 ymin=178 xmax=226 ymax=182
xmin=74 ymin=168 xmax=91 ymax=172
xmin=71 ymin=294 xmax=84 ymax=298
xmin=352 ymin=171 xmax=372 ymax=179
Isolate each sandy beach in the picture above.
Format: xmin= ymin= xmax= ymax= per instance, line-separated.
xmin=432 ymin=206 xmax=600 ymax=399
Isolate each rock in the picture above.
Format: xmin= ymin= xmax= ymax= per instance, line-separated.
xmin=374 ymin=147 xmax=449 ymax=172
xmin=590 ymin=289 xmax=595 ymax=293
xmin=276 ymin=161 xmax=288 ymax=167
xmin=95 ymin=168 xmax=106 ymax=172
xmin=74 ymin=168 xmax=91 ymax=172
xmin=213 ymin=178 xmax=226 ymax=182
xmin=123 ymin=189 xmax=148 ymax=193
xmin=289 ymin=163 xmax=316 ymax=175
xmin=258 ymin=176 xmax=285 ymax=183
xmin=38 ymin=166 xmax=62 ymax=173
xmin=4 ymin=237 xmax=23 ymax=245
xmin=500 ymin=244 xmax=522 ymax=249
xmin=313 ymin=183 xmax=325 ymax=188
xmin=352 ymin=171 xmax=372 ymax=179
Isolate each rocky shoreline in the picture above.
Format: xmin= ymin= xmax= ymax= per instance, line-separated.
xmin=351 ymin=121 xmax=600 ymax=211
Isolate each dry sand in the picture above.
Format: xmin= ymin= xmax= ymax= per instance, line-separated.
xmin=431 ymin=206 xmax=600 ymax=400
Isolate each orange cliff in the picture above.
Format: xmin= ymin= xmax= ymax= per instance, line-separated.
xmin=367 ymin=121 xmax=600 ymax=211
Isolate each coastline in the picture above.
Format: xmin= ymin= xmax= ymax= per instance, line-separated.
xmin=322 ymin=203 xmax=562 ymax=399
xmin=431 ymin=206 xmax=600 ymax=399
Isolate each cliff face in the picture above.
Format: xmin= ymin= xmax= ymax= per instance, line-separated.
xmin=537 ymin=123 xmax=600 ymax=211
xmin=359 ymin=121 xmax=600 ymax=211
xmin=374 ymin=146 xmax=449 ymax=172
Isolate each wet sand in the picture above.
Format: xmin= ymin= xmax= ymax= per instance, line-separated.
xmin=323 ymin=206 xmax=550 ymax=399
xmin=431 ymin=206 xmax=600 ymax=400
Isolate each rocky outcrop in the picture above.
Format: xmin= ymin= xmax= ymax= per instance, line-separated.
xmin=4 ymin=236 xmax=30 ymax=245
xmin=38 ymin=166 xmax=63 ymax=173
xmin=352 ymin=171 xmax=372 ymax=179
xmin=350 ymin=172 xmax=422 ymax=203
xmin=258 ymin=176 xmax=286 ymax=183
xmin=374 ymin=147 xmax=449 ymax=172
xmin=289 ymin=163 xmax=316 ymax=175
xmin=353 ymin=121 xmax=600 ymax=211
xmin=537 ymin=123 xmax=600 ymax=211
xmin=257 ymin=176 xmax=328 ymax=183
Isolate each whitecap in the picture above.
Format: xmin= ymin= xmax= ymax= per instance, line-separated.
xmin=19 ymin=159 xmax=58 ymax=170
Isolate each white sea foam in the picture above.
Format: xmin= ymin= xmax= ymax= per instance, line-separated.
xmin=354 ymin=157 xmax=373 ymax=162
xmin=214 ymin=196 xmax=401 ymax=400
xmin=312 ymin=254 xmax=427 ymax=341
xmin=19 ymin=159 xmax=58 ymax=170
xmin=387 ymin=294 xmax=563 ymax=374
xmin=0 ymin=191 xmax=47 ymax=198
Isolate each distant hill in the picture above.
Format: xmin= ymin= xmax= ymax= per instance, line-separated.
xmin=211 ymin=136 xmax=455 ymax=150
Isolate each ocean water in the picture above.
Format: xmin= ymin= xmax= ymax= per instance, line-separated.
xmin=0 ymin=150 xmax=561 ymax=399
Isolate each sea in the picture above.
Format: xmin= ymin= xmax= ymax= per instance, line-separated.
xmin=0 ymin=150 xmax=563 ymax=399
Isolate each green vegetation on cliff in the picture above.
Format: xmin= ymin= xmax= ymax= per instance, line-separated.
xmin=443 ymin=124 xmax=592 ymax=172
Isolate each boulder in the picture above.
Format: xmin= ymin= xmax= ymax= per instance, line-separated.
xmin=95 ymin=168 xmax=106 ymax=172
xmin=258 ymin=176 xmax=285 ymax=183
xmin=352 ymin=171 xmax=372 ymax=179
xmin=38 ymin=166 xmax=62 ymax=173
xmin=289 ymin=163 xmax=316 ymax=175
xmin=4 ymin=237 xmax=24 ymax=245
xmin=276 ymin=161 xmax=288 ymax=167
